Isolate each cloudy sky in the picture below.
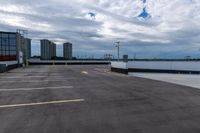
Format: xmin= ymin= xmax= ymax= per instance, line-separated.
xmin=0 ymin=0 xmax=200 ymax=59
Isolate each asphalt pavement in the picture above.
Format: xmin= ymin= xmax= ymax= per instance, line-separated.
xmin=0 ymin=65 xmax=200 ymax=133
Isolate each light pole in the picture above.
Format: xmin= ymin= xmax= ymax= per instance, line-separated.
xmin=115 ymin=41 xmax=120 ymax=61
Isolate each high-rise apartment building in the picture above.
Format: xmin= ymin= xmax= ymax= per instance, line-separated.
xmin=24 ymin=38 xmax=31 ymax=59
xmin=63 ymin=42 xmax=72 ymax=60
xmin=40 ymin=39 xmax=56 ymax=60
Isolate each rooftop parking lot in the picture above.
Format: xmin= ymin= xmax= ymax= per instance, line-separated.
xmin=130 ymin=72 xmax=200 ymax=89
xmin=0 ymin=65 xmax=200 ymax=133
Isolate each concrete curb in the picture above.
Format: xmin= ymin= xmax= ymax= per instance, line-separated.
xmin=111 ymin=67 xmax=200 ymax=75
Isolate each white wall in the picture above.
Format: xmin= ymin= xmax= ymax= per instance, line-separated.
xmin=127 ymin=61 xmax=171 ymax=70
xmin=127 ymin=61 xmax=200 ymax=71
xmin=111 ymin=62 xmax=127 ymax=69
xmin=111 ymin=61 xmax=200 ymax=71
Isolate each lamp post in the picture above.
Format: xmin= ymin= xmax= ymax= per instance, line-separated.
xmin=115 ymin=41 xmax=120 ymax=61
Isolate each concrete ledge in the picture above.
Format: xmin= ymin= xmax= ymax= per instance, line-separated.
xmin=111 ymin=67 xmax=200 ymax=75
xmin=0 ymin=64 xmax=6 ymax=73
xmin=111 ymin=67 xmax=128 ymax=74
xmin=111 ymin=61 xmax=200 ymax=74
xmin=128 ymin=68 xmax=200 ymax=74
xmin=29 ymin=62 xmax=66 ymax=65
xmin=29 ymin=60 xmax=110 ymax=65
xmin=6 ymin=64 xmax=20 ymax=71
xmin=0 ymin=64 xmax=19 ymax=73
xmin=67 ymin=62 xmax=109 ymax=65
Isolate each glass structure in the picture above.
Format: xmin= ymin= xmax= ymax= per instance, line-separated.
xmin=0 ymin=32 xmax=17 ymax=61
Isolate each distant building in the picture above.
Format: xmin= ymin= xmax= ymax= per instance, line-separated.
xmin=63 ymin=42 xmax=72 ymax=60
xmin=0 ymin=31 xmax=31 ymax=64
xmin=25 ymin=38 xmax=31 ymax=59
xmin=22 ymin=38 xmax=31 ymax=60
xmin=40 ymin=39 xmax=56 ymax=60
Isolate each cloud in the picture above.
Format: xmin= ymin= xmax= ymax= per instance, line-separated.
xmin=0 ymin=0 xmax=199 ymax=58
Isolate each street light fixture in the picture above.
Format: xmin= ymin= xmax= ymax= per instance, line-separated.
xmin=115 ymin=41 xmax=120 ymax=61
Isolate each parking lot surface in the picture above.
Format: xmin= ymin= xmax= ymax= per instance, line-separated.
xmin=130 ymin=72 xmax=200 ymax=89
xmin=0 ymin=65 xmax=200 ymax=133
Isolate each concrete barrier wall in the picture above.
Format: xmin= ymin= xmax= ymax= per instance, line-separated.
xmin=0 ymin=61 xmax=18 ymax=66
xmin=111 ymin=62 xmax=127 ymax=69
xmin=127 ymin=61 xmax=200 ymax=71
xmin=111 ymin=61 xmax=200 ymax=74
xmin=29 ymin=59 xmax=110 ymax=65
xmin=170 ymin=62 xmax=200 ymax=71
xmin=0 ymin=61 xmax=18 ymax=73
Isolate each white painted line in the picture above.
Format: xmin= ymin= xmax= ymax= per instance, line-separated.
xmin=0 ymin=86 xmax=73 ymax=92
xmin=0 ymin=80 xmax=67 ymax=83
xmin=81 ymin=71 xmax=88 ymax=74
xmin=0 ymin=76 xmax=63 ymax=79
xmin=0 ymin=99 xmax=85 ymax=108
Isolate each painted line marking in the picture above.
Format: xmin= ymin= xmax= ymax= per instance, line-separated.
xmin=0 ymin=99 xmax=85 ymax=108
xmin=81 ymin=71 xmax=88 ymax=74
xmin=0 ymin=80 xmax=68 ymax=83
xmin=0 ymin=86 xmax=73 ymax=92
xmin=0 ymin=76 xmax=64 ymax=79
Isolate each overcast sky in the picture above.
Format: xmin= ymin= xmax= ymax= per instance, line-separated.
xmin=0 ymin=0 xmax=200 ymax=59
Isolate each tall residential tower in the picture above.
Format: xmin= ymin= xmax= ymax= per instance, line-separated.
xmin=40 ymin=39 xmax=56 ymax=60
xmin=63 ymin=42 xmax=72 ymax=60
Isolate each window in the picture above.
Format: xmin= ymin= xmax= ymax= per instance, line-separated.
xmin=10 ymin=46 xmax=16 ymax=51
xmin=6 ymin=45 xmax=9 ymax=51
xmin=0 ymin=32 xmax=17 ymax=61
xmin=9 ymin=34 xmax=16 ymax=39
xmin=9 ymin=38 xmax=16 ymax=46
xmin=5 ymin=50 xmax=9 ymax=55
xmin=10 ymin=51 xmax=16 ymax=55
xmin=2 ymin=38 xmax=8 ymax=45
xmin=1 ymin=45 xmax=5 ymax=50
xmin=2 ymin=50 xmax=5 ymax=56
xmin=2 ymin=33 xmax=8 ymax=38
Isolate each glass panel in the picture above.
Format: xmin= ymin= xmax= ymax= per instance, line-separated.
xmin=6 ymin=45 xmax=9 ymax=51
xmin=10 ymin=51 xmax=16 ymax=55
xmin=0 ymin=33 xmax=17 ymax=61
xmin=9 ymin=34 xmax=16 ymax=39
xmin=2 ymin=50 xmax=5 ymax=55
xmin=9 ymin=38 xmax=16 ymax=46
xmin=2 ymin=33 xmax=8 ymax=38
xmin=5 ymin=50 xmax=9 ymax=55
xmin=10 ymin=46 xmax=16 ymax=51
xmin=2 ymin=45 xmax=5 ymax=50
xmin=2 ymin=38 xmax=8 ymax=45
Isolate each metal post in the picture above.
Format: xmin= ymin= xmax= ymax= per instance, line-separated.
xmin=117 ymin=46 xmax=119 ymax=61
xmin=115 ymin=41 xmax=120 ymax=61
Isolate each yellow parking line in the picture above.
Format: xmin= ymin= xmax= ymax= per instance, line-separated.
xmin=0 ymin=99 xmax=85 ymax=108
